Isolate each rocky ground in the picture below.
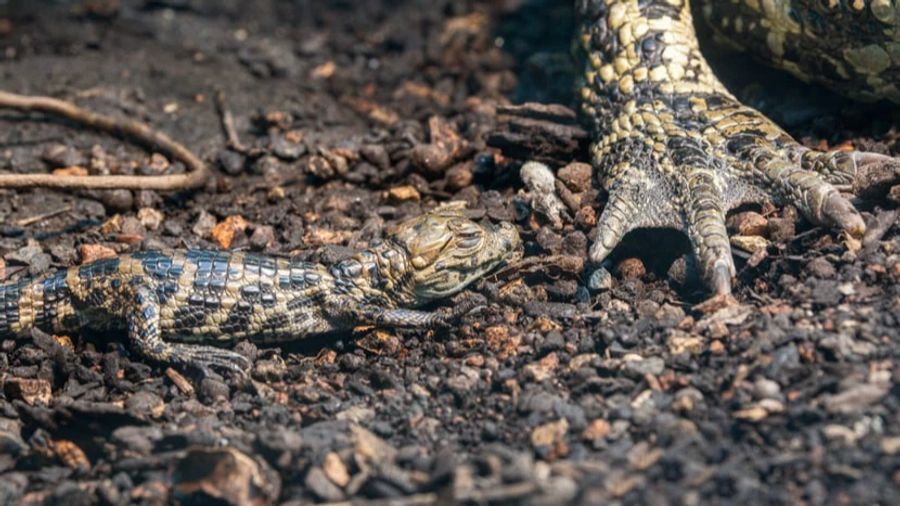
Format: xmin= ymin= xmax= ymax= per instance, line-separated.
xmin=0 ymin=0 xmax=897 ymax=504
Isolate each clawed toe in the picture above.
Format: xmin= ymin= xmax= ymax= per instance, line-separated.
xmin=169 ymin=344 xmax=252 ymax=378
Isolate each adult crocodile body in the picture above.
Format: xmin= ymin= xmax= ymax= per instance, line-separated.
xmin=575 ymin=0 xmax=899 ymax=294
xmin=0 ymin=208 xmax=521 ymax=374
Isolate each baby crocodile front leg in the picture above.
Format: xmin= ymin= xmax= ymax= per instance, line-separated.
xmin=575 ymin=0 xmax=899 ymax=294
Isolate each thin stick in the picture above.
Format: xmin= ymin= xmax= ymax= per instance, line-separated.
xmin=14 ymin=205 xmax=72 ymax=226
xmin=214 ymin=89 xmax=245 ymax=152
xmin=0 ymin=90 xmax=209 ymax=190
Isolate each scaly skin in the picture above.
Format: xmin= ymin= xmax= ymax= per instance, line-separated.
xmin=575 ymin=0 xmax=900 ymax=294
xmin=0 ymin=208 xmax=521 ymax=375
xmin=699 ymin=0 xmax=900 ymax=103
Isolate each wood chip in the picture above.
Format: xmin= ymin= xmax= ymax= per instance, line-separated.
xmin=166 ymin=368 xmax=195 ymax=396
xmin=210 ymin=215 xmax=249 ymax=249
xmin=78 ymin=244 xmax=117 ymax=264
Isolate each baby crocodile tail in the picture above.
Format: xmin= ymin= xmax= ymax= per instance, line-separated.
xmin=0 ymin=270 xmax=79 ymax=338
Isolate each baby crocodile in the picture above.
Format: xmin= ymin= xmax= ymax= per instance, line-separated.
xmin=0 ymin=208 xmax=521 ymax=375
xmin=576 ymin=0 xmax=899 ymax=294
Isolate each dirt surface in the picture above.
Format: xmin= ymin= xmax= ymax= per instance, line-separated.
xmin=0 ymin=1 xmax=898 ymax=504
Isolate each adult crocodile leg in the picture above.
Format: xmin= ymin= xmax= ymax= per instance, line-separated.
xmin=575 ymin=0 xmax=899 ymax=294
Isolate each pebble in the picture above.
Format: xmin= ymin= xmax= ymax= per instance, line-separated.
xmin=217 ymin=149 xmax=246 ymax=175
xmin=445 ymin=163 xmax=473 ymax=191
xmin=193 ymin=210 xmax=218 ymax=238
xmin=727 ymin=211 xmax=767 ymax=236
xmin=557 ymin=162 xmax=593 ymax=193
xmin=753 ymin=377 xmax=782 ymax=400
xmin=617 ymin=258 xmax=646 ymax=280
xmin=305 ymin=467 xmax=345 ymax=501
xmin=588 ymin=266 xmax=614 ymax=291
xmin=767 ymin=215 xmax=796 ymax=242
xmin=249 ymin=225 xmax=276 ymax=250
xmin=622 ymin=356 xmax=665 ymax=378
xmin=822 ymin=383 xmax=888 ymax=414
xmin=124 ymin=391 xmax=165 ymax=418
xmin=137 ymin=208 xmax=164 ymax=231
xmin=199 ymin=378 xmax=230 ymax=404
xmin=172 ymin=447 xmax=280 ymax=505
xmin=806 ymin=257 xmax=836 ymax=279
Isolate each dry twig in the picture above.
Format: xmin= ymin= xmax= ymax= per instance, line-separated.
xmin=0 ymin=90 xmax=209 ymax=190
xmin=214 ymin=89 xmax=251 ymax=154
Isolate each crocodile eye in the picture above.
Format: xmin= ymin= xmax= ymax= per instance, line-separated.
xmin=457 ymin=236 xmax=482 ymax=249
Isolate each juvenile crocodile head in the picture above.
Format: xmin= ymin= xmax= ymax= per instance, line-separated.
xmin=389 ymin=206 xmax=521 ymax=301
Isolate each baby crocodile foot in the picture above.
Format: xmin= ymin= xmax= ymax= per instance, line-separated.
xmin=164 ymin=344 xmax=252 ymax=378
xmin=575 ymin=0 xmax=899 ymax=294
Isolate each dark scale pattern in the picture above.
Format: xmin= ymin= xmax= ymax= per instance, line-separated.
xmin=698 ymin=0 xmax=899 ymax=103
xmin=0 ymin=209 xmax=521 ymax=374
xmin=576 ymin=0 xmax=899 ymax=294
xmin=0 ymin=279 xmax=26 ymax=335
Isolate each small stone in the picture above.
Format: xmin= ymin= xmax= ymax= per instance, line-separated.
xmin=557 ymin=162 xmax=593 ymax=193
xmin=217 ymin=149 xmax=246 ymax=175
xmin=305 ymin=466 xmax=344 ymax=502
xmin=767 ymin=216 xmax=796 ymax=242
xmin=386 ymin=185 xmax=420 ymax=203
xmin=536 ymin=227 xmax=563 ymax=254
xmin=42 ymin=143 xmax=86 ymax=168
xmin=120 ymin=216 xmax=146 ymax=236
xmin=709 ymin=340 xmax=725 ymax=354
xmin=249 ymin=225 xmax=276 ymax=250
xmin=125 ymin=391 xmax=165 ymax=418
xmin=733 ymin=405 xmax=769 ymax=421
xmin=880 ymin=436 xmax=900 ymax=455
xmin=410 ymin=116 xmax=467 ymax=176
xmin=575 ymin=205 xmax=597 ymax=228
xmin=728 ymin=211 xmax=768 ymax=236
xmin=445 ymin=163 xmax=473 ymax=191
xmin=520 ymin=161 xmax=568 ymax=228
xmin=3 ymin=378 xmax=52 ymax=405
xmin=351 ymin=425 xmax=397 ymax=465
xmin=199 ymin=378 xmax=230 ymax=404
xmin=79 ymin=244 xmax=117 ymax=264
xmin=730 ymin=235 xmax=769 ymax=253
xmin=111 ymin=426 xmax=164 ymax=455
xmin=588 ymin=267 xmax=614 ymax=291
xmin=582 ymin=419 xmax=610 ymax=442
xmin=822 ymin=424 xmax=857 ymax=445
xmin=523 ymin=352 xmax=559 ymax=382
xmin=531 ymin=419 xmax=569 ymax=449
xmin=146 ymin=153 xmax=170 ymax=174
xmin=210 ymin=215 xmax=249 ymax=249
xmin=667 ymin=332 xmax=704 ymax=355
xmin=192 ymin=211 xmax=217 ymax=238
xmin=806 ymin=257 xmax=836 ymax=279
xmin=137 ymin=208 xmax=164 ymax=231
xmin=627 ymin=442 xmax=663 ymax=470
xmin=622 ymin=356 xmax=665 ymax=378
xmin=360 ymin=144 xmax=390 ymax=170
xmin=822 ymin=383 xmax=888 ymax=414
xmin=271 ymin=132 xmax=307 ymax=160
xmin=322 ymin=452 xmax=349 ymax=488
xmin=754 ymin=377 xmax=782 ymax=399
xmin=617 ymin=257 xmax=646 ymax=280
xmin=306 ymin=155 xmax=335 ymax=179
xmin=52 ymin=166 xmax=89 ymax=177
xmin=173 ymin=447 xmax=280 ymax=505
xmin=267 ymin=186 xmax=286 ymax=201
xmin=100 ymin=189 xmax=134 ymax=212
xmin=52 ymin=439 xmax=91 ymax=471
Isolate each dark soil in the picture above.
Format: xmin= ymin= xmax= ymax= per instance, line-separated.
xmin=0 ymin=1 xmax=898 ymax=504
